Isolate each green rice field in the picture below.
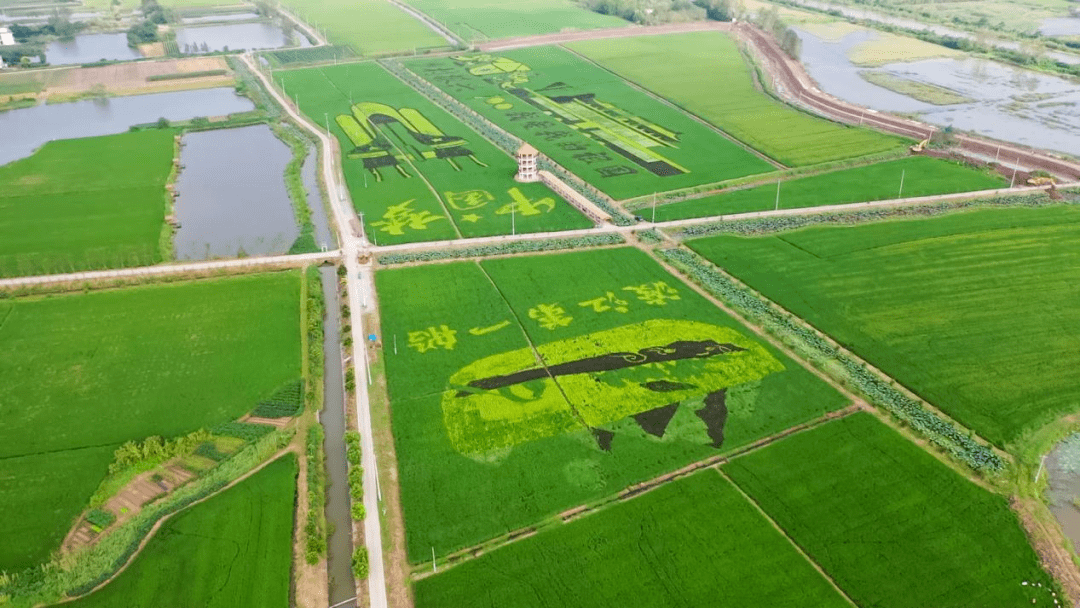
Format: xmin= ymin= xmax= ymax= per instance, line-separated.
xmin=376 ymin=247 xmax=848 ymax=562
xmin=0 ymin=130 xmax=175 ymax=278
xmin=568 ymin=32 xmax=905 ymax=166
xmin=725 ymin=413 xmax=1054 ymax=606
xmin=415 ymin=468 xmax=851 ymax=607
xmin=650 ymin=156 xmax=1004 ymax=221
xmin=400 ymin=0 xmax=628 ymax=41
xmin=688 ymin=205 xmax=1080 ymax=447
xmin=280 ymin=0 xmax=449 ymax=55
xmin=410 ymin=46 xmax=777 ymax=200
xmin=66 ymin=454 xmax=297 ymax=608
xmin=275 ymin=62 xmax=592 ymax=245
xmin=0 ymin=272 xmax=301 ymax=571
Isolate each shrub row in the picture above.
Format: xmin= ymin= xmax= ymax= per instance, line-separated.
xmin=108 ymin=429 xmax=213 ymax=475
xmin=657 ymin=247 xmax=1004 ymax=472
xmin=379 ymin=59 xmax=635 ymax=226
xmin=344 ymin=431 xmax=365 ymax=521
xmin=377 ymin=233 xmax=625 ymax=265
xmin=351 ymin=547 xmax=369 ymax=581
xmin=304 ymin=425 xmax=327 ymax=565
xmin=145 ymin=69 xmax=228 ymax=82
xmin=676 ymin=191 xmax=1072 ymax=239
xmin=210 ymin=422 xmax=276 ymax=442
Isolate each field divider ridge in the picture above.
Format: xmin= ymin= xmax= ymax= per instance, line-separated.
xmin=714 ymin=467 xmax=861 ymax=608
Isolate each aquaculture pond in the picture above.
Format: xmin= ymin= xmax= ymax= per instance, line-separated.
xmin=0 ymin=87 xmax=255 ymax=166
xmin=175 ymin=22 xmax=308 ymax=53
xmin=172 ymin=125 xmax=299 ymax=260
xmin=1047 ymin=435 xmax=1080 ymax=553
xmin=44 ymin=33 xmax=142 ymax=65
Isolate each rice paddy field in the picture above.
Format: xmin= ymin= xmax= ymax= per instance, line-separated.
xmin=0 ymin=130 xmax=175 ymax=278
xmin=0 ymin=272 xmax=301 ymax=571
xmin=280 ymin=0 xmax=449 ymax=55
xmin=688 ymin=205 xmax=1080 ymax=448
xmin=66 ymin=454 xmax=297 ymax=608
xmin=567 ymin=32 xmax=906 ymax=166
xmin=275 ymin=62 xmax=592 ymax=245
xmin=410 ymin=46 xmax=777 ymax=200
xmin=414 ymin=468 xmax=852 ymax=608
xmin=648 ymin=156 xmax=1004 ymax=221
xmin=376 ymin=247 xmax=848 ymax=561
xmin=399 ymin=0 xmax=628 ymax=41
xmin=724 ymin=413 xmax=1054 ymax=606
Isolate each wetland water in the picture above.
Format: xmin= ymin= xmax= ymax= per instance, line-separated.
xmin=173 ymin=125 xmax=298 ymax=260
xmin=175 ymin=22 xmax=307 ymax=52
xmin=796 ymin=28 xmax=1080 ymax=155
xmin=44 ymin=33 xmax=142 ymax=65
xmin=318 ymin=266 xmax=357 ymax=606
xmin=1047 ymin=435 xmax=1080 ymax=552
xmin=0 ymin=87 xmax=254 ymax=167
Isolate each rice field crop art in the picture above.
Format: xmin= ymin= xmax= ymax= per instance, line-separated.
xmin=274 ymin=63 xmax=591 ymax=245
xmin=409 ymin=46 xmax=776 ymax=200
xmin=377 ymin=248 xmax=849 ymax=561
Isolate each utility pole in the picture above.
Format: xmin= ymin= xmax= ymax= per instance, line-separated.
xmin=511 ymin=202 xmax=516 ymax=236
xmin=1011 ymin=157 xmax=1020 ymax=188
xmin=898 ymin=169 xmax=905 ymax=199
xmin=651 ymin=192 xmax=657 ymax=223
xmin=324 ymin=112 xmax=330 ymax=136
xmin=775 ymin=179 xmax=781 ymax=210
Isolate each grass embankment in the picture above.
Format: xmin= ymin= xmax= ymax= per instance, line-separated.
xmin=567 ymin=31 xmax=906 ymax=166
xmin=687 ymin=205 xmax=1080 ymax=448
xmin=280 ymin=0 xmax=448 ymax=54
xmin=0 ymin=272 xmax=301 ymax=571
xmin=725 ymin=413 xmax=1055 ymax=606
xmin=649 ymin=156 xmax=1003 ymax=221
xmin=376 ymin=247 xmax=847 ymax=562
xmin=414 ymin=468 xmax=851 ymax=607
xmin=64 ymin=454 xmax=298 ymax=608
xmin=399 ymin=0 xmax=627 ymax=41
xmin=409 ymin=46 xmax=777 ymax=200
xmin=275 ymin=62 xmax=592 ymax=245
xmin=0 ymin=130 xmax=174 ymax=278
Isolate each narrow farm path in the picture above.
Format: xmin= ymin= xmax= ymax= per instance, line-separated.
xmin=477 ymin=21 xmax=731 ymax=52
xmin=386 ymin=0 xmax=461 ymax=46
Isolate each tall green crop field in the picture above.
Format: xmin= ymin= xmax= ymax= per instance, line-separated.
xmin=410 ymin=46 xmax=777 ymax=199
xmin=0 ymin=130 xmax=175 ymax=278
xmin=66 ymin=454 xmax=297 ymax=608
xmin=0 ymin=272 xmax=301 ymax=571
xmin=415 ymin=469 xmax=851 ymax=607
xmin=688 ymin=205 xmax=1080 ymax=447
xmin=652 ymin=156 xmax=1004 ymax=220
xmin=399 ymin=0 xmax=627 ymax=41
xmin=377 ymin=247 xmax=847 ymax=561
xmin=725 ymin=413 xmax=1054 ymax=607
xmin=275 ymin=62 xmax=591 ymax=245
xmin=280 ymin=0 xmax=449 ymax=55
xmin=568 ymin=32 xmax=905 ymax=166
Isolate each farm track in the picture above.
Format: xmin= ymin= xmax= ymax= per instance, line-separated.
xmin=387 ymin=0 xmax=461 ymax=46
xmin=477 ymin=21 xmax=732 ymax=52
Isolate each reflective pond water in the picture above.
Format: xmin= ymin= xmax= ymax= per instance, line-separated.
xmin=1046 ymin=435 xmax=1080 ymax=553
xmin=1040 ymin=17 xmax=1080 ymax=37
xmin=44 ymin=32 xmax=142 ymax=65
xmin=304 ymin=148 xmax=337 ymax=250
xmin=797 ymin=28 xmax=1080 ymax=155
xmin=0 ymin=87 xmax=255 ymax=167
xmin=173 ymin=124 xmax=299 ymax=259
xmin=180 ymin=12 xmax=259 ymax=24
xmin=175 ymin=22 xmax=308 ymax=52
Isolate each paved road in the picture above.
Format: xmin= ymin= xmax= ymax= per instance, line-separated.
xmin=240 ymin=54 xmax=390 ymax=608
xmin=0 ymin=251 xmax=340 ymax=289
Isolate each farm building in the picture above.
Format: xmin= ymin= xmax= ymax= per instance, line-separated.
xmin=0 ymin=27 xmax=15 ymax=46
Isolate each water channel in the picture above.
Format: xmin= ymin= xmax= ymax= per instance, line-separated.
xmin=796 ymin=27 xmax=1080 ymax=155
xmin=304 ymin=148 xmax=337 ymax=250
xmin=0 ymin=87 xmax=255 ymax=166
xmin=44 ymin=32 xmax=142 ymax=65
xmin=175 ymin=22 xmax=306 ymax=52
xmin=318 ymin=266 xmax=357 ymax=607
xmin=180 ymin=12 xmax=260 ymax=24
xmin=173 ymin=124 xmax=299 ymax=259
xmin=1046 ymin=435 xmax=1080 ymax=553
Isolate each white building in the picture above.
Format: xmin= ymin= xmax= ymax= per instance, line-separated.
xmin=515 ymin=142 xmax=539 ymax=183
xmin=0 ymin=27 xmax=15 ymax=47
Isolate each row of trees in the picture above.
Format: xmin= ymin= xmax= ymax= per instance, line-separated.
xmin=125 ymin=0 xmax=171 ymax=46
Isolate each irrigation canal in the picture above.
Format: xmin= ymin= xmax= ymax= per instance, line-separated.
xmin=319 ymin=266 xmax=358 ymax=608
